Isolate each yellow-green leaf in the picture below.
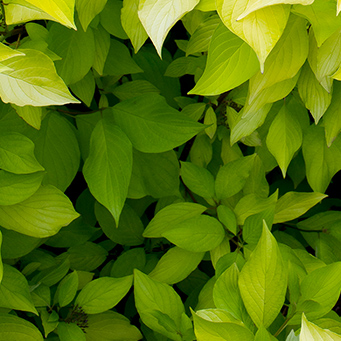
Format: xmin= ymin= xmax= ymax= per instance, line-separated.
xmin=0 ymin=43 xmax=25 ymax=62
xmin=11 ymin=105 xmax=44 ymax=130
xmin=192 ymin=309 xmax=254 ymax=341
xmin=0 ymin=185 xmax=80 ymax=238
xmin=246 ymin=15 xmax=308 ymax=107
xmin=216 ymin=0 xmax=290 ymax=71
xmin=23 ymin=0 xmax=76 ymax=29
xmin=238 ymin=221 xmax=287 ymax=328
xmin=292 ymin=0 xmax=341 ymax=46
xmin=274 ymin=192 xmax=327 ymax=224
xmin=138 ymin=0 xmax=200 ymax=57
xmin=188 ymin=23 xmax=259 ymax=96
xmin=0 ymin=314 xmax=43 ymax=340
xmin=308 ymin=28 xmax=341 ymax=93
xmin=297 ymin=62 xmax=332 ymax=124
xmin=0 ymin=49 xmax=80 ymax=107
xmin=302 ymin=125 xmax=341 ymax=193
xmin=122 ymin=0 xmax=148 ymax=53
xmin=83 ymin=113 xmax=133 ymax=225
xmin=266 ymin=103 xmax=303 ymax=177
xmin=76 ymin=0 xmax=107 ymax=31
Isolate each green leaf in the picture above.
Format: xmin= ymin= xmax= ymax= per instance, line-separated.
xmin=216 ymin=0 xmax=290 ymax=71
xmin=323 ymin=81 xmax=341 ymax=146
xmin=24 ymin=112 xmax=81 ymax=192
xmin=121 ymin=0 xmax=148 ymax=53
xmin=0 ymin=227 xmax=41 ymax=259
xmin=149 ymin=247 xmax=204 ymax=284
xmin=292 ymin=0 xmax=341 ymax=46
xmin=0 ymin=49 xmax=79 ymax=106
xmin=204 ymin=107 xmax=217 ymax=139
xmin=217 ymin=205 xmax=237 ymax=235
xmin=308 ymin=29 xmax=341 ymax=93
xmin=186 ymin=15 xmax=220 ymax=56
xmin=189 ymin=23 xmax=259 ymax=96
xmin=134 ymin=269 xmax=185 ymax=340
xmin=0 ymin=171 xmax=44 ymax=205
xmin=254 ymin=325 xmax=276 ymax=341
xmin=213 ymin=264 xmax=253 ymax=329
xmin=0 ymin=185 xmax=80 ymax=238
xmin=113 ymin=80 xmax=160 ymax=101
xmin=238 ymin=221 xmax=287 ymax=328
xmin=0 ymin=231 xmax=2 ymax=284
xmin=300 ymin=313 xmax=341 ymax=340
xmin=47 ymin=22 xmax=95 ymax=85
xmin=132 ymin=48 xmax=181 ymax=108
xmin=96 ymin=202 xmax=144 ymax=246
xmin=83 ymin=113 xmax=133 ymax=224
xmin=192 ymin=309 xmax=255 ymax=341
xmin=161 ymin=215 xmax=225 ymax=252
xmin=75 ymin=276 xmax=133 ymax=314
xmin=100 ymin=0 xmax=128 ymax=39
xmin=137 ymin=0 xmax=200 ymax=57
xmin=57 ymin=322 xmax=86 ymax=341
xmin=297 ymin=62 xmax=332 ymax=124
xmin=40 ymin=309 xmax=59 ymax=337
xmin=103 ymin=38 xmax=143 ymax=76
xmin=215 ymin=155 xmax=255 ymax=200
xmin=234 ymin=191 xmax=278 ymax=225
xmin=180 ymin=161 xmax=215 ymax=199
xmin=274 ymin=192 xmax=327 ymax=224
xmin=293 ymin=262 xmax=341 ymax=323
xmin=85 ymin=311 xmax=143 ymax=341
xmin=112 ymin=93 xmax=204 ymax=153
xmin=110 ymin=248 xmax=146 ymax=278
xmin=266 ymin=103 xmax=303 ymax=177
xmin=32 ymin=258 xmax=70 ymax=287
xmin=144 ymin=202 xmax=206 ymax=238
xmin=0 ymin=264 xmax=38 ymax=314
xmin=55 ymin=271 xmax=79 ymax=307
xmin=92 ymin=24 xmax=110 ymax=76
xmin=0 ymin=132 xmax=44 ymax=174
xmin=302 ymin=125 xmax=341 ymax=193
xmin=62 ymin=242 xmax=108 ymax=272
xmin=0 ymin=314 xmax=43 ymax=340
xmin=129 ymin=149 xmax=180 ymax=199
xmin=69 ymin=71 xmax=95 ymax=107
xmin=76 ymin=0 xmax=107 ymax=31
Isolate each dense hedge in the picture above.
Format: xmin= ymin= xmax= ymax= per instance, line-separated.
xmin=0 ymin=0 xmax=341 ymax=340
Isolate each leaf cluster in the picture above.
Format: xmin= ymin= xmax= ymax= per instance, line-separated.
xmin=0 ymin=0 xmax=341 ymax=340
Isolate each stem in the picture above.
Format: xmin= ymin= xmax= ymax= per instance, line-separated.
xmin=274 ymin=313 xmax=295 ymax=338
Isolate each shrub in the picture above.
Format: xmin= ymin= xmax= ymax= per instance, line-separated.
xmin=0 ymin=0 xmax=341 ymax=340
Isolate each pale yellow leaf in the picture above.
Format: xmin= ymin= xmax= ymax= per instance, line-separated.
xmin=238 ymin=0 xmax=314 ymax=19
xmin=300 ymin=314 xmax=341 ymax=341
xmin=138 ymin=0 xmax=200 ymax=57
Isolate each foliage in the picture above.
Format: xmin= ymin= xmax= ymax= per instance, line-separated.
xmin=1 ymin=0 xmax=341 ymax=340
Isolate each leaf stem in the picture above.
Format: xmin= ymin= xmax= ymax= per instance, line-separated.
xmin=274 ymin=313 xmax=295 ymax=337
